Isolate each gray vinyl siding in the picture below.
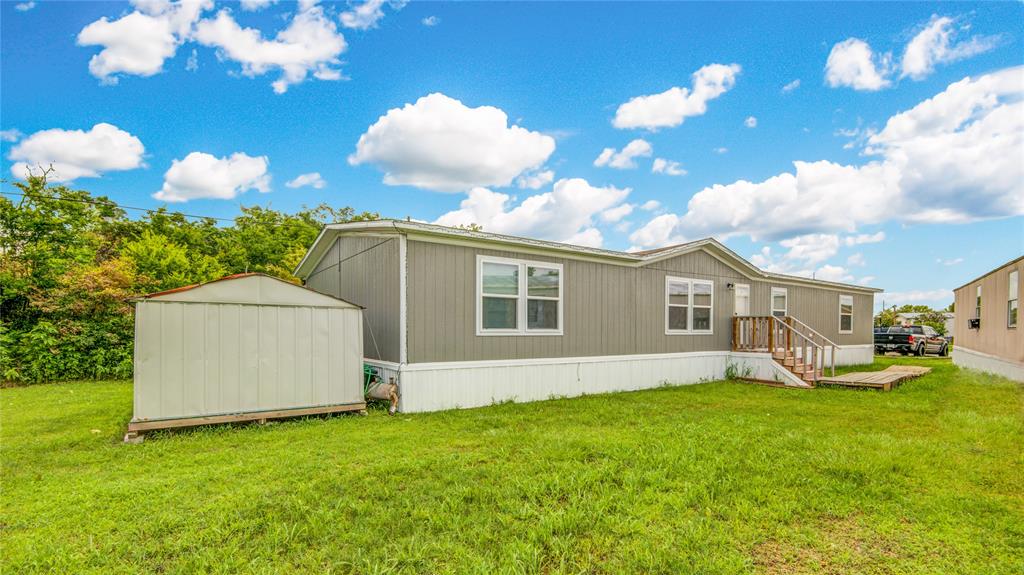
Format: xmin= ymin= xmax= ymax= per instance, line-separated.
xmin=407 ymin=239 xmax=873 ymax=363
xmin=305 ymin=235 xmax=401 ymax=362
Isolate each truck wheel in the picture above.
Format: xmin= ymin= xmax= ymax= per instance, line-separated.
xmin=939 ymin=344 xmax=948 ymax=357
xmin=916 ymin=345 xmax=925 ymax=357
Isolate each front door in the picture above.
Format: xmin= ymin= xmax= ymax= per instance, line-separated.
xmin=734 ymin=284 xmax=750 ymax=316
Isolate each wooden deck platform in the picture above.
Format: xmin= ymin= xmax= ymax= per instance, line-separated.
xmin=817 ymin=365 xmax=931 ymax=391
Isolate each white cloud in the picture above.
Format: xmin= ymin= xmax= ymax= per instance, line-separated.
xmin=421 ymin=15 xmax=439 ymax=27
xmin=600 ymin=203 xmax=634 ymax=223
xmin=285 ymin=172 xmax=326 ymax=189
xmin=0 ymin=129 xmax=22 ymax=142
xmin=779 ymin=234 xmax=842 ymax=266
xmin=781 ymin=79 xmax=801 ymax=93
xmin=340 ymin=0 xmax=390 ymax=30
xmin=630 ymin=66 xmax=1024 ymax=249
xmin=651 ymin=158 xmax=686 ymax=176
xmin=77 ymin=0 xmax=211 ymax=83
xmin=593 ymin=139 xmax=652 ymax=169
xmin=901 ymin=16 xmax=999 ymax=81
xmin=844 ymin=231 xmax=885 ymax=246
xmin=563 ymin=228 xmax=604 ymax=248
xmin=825 ymin=38 xmax=892 ymax=91
xmin=814 ymin=264 xmax=854 ymax=283
xmin=185 ymin=48 xmax=198 ymax=71
xmin=194 ymin=2 xmax=346 ymax=93
xmin=8 ymin=123 xmax=145 ymax=182
xmin=433 ymin=178 xmax=630 ymax=247
xmin=713 ymin=147 xmax=728 ymax=154
xmin=748 ymin=243 xmax=858 ymax=282
xmin=847 ymin=253 xmax=866 ymax=267
xmin=640 ymin=200 xmax=661 ymax=211
xmin=744 ymin=116 xmax=757 ymax=128
xmin=154 ymin=151 xmax=270 ymax=202
xmin=15 ymin=1 xmax=35 ymax=11
xmin=627 ymin=213 xmax=685 ymax=252
xmin=240 ymin=0 xmax=277 ymax=11
xmin=613 ymin=63 xmax=741 ymax=130
xmin=936 ymin=257 xmax=964 ymax=266
xmin=349 ymin=93 xmax=556 ymax=192
xmin=858 ymin=276 xmax=876 ymax=285
xmin=516 ymin=169 xmax=554 ymax=190
xmin=879 ymin=289 xmax=953 ymax=305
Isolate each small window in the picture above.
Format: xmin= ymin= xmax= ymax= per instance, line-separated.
xmin=477 ymin=256 xmax=562 ymax=335
xmin=771 ymin=287 xmax=788 ymax=318
xmin=839 ymin=294 xmax=853 ymax=334
xmin=1009 ymin=270 xmax=1019 ymax=328
xmin=666 ymin=277 xmax=714 ymax=334
xmin=976 ymin=285 xmax=982 ymax=321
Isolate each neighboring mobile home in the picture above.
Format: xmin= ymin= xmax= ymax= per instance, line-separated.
xmin=952 ymin=256 xmax=1023 ymax=382
xmin=295 ymin=221 xmax=882 ymax=412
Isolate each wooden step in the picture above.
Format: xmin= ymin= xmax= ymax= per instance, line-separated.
xmin=801 ymin=370 xmax=823 ymax=382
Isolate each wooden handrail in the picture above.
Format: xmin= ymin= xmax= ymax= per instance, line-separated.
xmin=732 ymin=315 xmax=835 ymax=383
xmin=787 ymin=315 xmax=839 ymax=348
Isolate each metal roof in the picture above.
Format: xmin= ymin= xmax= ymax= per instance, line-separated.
xmin=134 ymin=272 xmax=363 ymax=308
xmin=294 ymin=219 xmax=883 ymax=293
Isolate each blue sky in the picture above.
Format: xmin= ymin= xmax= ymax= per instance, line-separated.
xmin=2 ymin=1 xmax=1022 ymax=310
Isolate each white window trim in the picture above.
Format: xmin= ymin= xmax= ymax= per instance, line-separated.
xmin=1009 ymin=270 xmax=1018 ymax=329
xmin=976 ymin=285 xmax=982 ymax=320
xmin=838 ymin=294 xmax=854 ymax=334
xmin=665 ymin=276 xmax=714 ymax=335
xmin=476 ymin=255 xmax=564 ymax=336
xmin=734 ymin=283 xmax=750 ymax=317
xmin=771 ymin=287 xmax=788 ymax=317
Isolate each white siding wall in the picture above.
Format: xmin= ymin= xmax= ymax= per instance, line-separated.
xmin=134 ymin=301 xmax=363 ymax=421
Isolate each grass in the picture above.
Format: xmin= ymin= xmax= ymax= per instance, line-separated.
xmin=2 ymin=357 xmax=1022 ymax=574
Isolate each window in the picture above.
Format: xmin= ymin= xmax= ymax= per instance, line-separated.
xmin=771 ymin=287 xmax=788 ymax=318
xmin=477 ymin=256 xmax=562 ymax=335
xmin=976 ymin=285 xmax=982 ymax=320
xmin=666 ymin=277 xmax=714 ymax=334
xmin=839 ymin=294 xmax=853 ymax=334
xmin=1009 ymin=270 xmax=1019 ymax=328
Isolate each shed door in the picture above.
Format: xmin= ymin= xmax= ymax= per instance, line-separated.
xmin=734 ymin=284 xmax=750 ymax=316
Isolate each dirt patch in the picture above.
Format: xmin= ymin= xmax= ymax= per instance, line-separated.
xmin=752 ymin=514 xmax=903 ymax=574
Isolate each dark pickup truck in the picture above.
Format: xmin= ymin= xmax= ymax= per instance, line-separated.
xmin=874 ymin=325 xmax=949 ymax=356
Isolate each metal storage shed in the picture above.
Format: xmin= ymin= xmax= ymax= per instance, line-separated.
xmin=127 ymin=273 xmax=365 ymax=439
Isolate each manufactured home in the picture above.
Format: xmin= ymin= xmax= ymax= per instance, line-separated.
xmin=952 ymin=255 xmax=1023 ymax=382
xmin=295 ymin=221 xmax=882 ymax=412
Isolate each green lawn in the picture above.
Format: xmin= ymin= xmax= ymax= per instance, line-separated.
xmin=2 ymin=357 xmax=1022 ymax=574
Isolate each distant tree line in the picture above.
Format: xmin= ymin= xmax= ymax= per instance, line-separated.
xmin=874 ymin=303 xmax=955 ymax=335
xmin=1 ymin=172 xmax=379 ymax=384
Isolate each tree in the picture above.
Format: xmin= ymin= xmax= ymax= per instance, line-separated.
xmin=916 ymin=310 xmax=949 ymax=335
xmin=875 ymin=308 xmax=899 ymax=327
xmin=0 ymin=174 xmax=382 ymax=383
xmin=896 ymin=304 xmax=933 ymax=314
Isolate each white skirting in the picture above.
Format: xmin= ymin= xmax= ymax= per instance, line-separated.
xmin=953 ymin=347 xmax=1024 ymax=383
xmin=831 ymin=344 xmax=874 ymax=367
xmin=389 ymin=351 xmax=811 ymax=413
